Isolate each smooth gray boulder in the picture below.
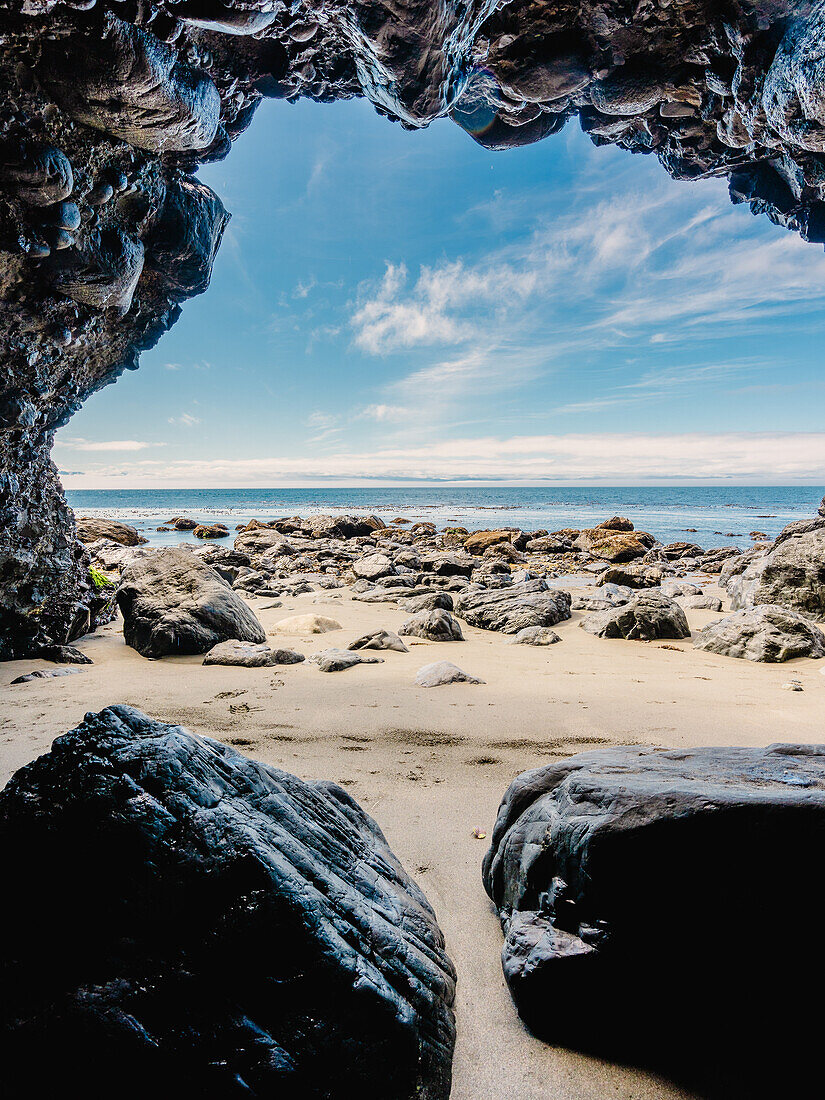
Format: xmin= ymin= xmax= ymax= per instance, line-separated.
xmin=349 ymin=630 xmax=409 ymax=652
xmin=352 ymin=553 xmax=395 ymax=581
xmin=683 ymin=594 xmax=723 ymax=612
xmin=580 ymin=592 xmax=690 ymax=641
xmin=202 ymin=641 xmax=305 ymax=667
xmin=116 ymin=549 xmax=265 ymax=658
xmin=505 ymin=627 xmax=561 ymax=646
xmin=399 ymin=609 xmax=464 ymax=642
xmin=694 ymin=605 xmax=825 ymax=662
xmin=752 ymin=530 xmax=825 ymax=622
xmin=453 ymin=580 xmax=571 ymax=634
xmin=309 ymin=648 xmax=384 ymax=672
xmin=482 ymin=742 xmax=825 ymax=1082
xmin=0 ymin=706 xmax=456 ymax=1098
xmin=398 ymin=592 xmax=455 ymax=613
xmin=414 ymin=661 xmax=484 ymax=687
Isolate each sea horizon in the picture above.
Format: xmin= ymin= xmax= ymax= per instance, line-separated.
xmin=66 ymin=484 xmax=824 ymax=550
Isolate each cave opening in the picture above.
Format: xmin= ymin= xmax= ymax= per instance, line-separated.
xmin=2 ymin=0 xmax=825 ymax=658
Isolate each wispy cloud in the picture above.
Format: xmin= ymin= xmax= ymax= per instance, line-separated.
xmin=58 ymin=432 xmax=825 ymax=487
xmin=57 ymin=438 xmax=161 ymax=452
xmin=167 ymin=413 xmax=201 ymax=427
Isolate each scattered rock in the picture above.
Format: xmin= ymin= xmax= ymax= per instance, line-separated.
xmin=464 ymin=529 xmax=513 ymax=554
xmin=309 ymin=648 xmax=385 ymax=672
xmin=348 ymin=630 xmax=409 ymax=652
xmin=36 ymin=644 xmax=93 ymax=664
xmin=399 ymin=609 xmax=464 ymax=642
xmin=414 ymin=661 xmax=484 ymax=687
xmin=116 ymin=548 xmax=265 ymax=658
xmin=595 ymin=516 xmax=634 ymax=532
xmin=453 ymin=581 xmax=571 ymax=634
xmin=694 ymin=605 xmax=825 ymax=662
xmin=505 ymin=627 xmax=561 ymax=646
xmin=574 ymin=529 xmax=654 ymax=562
xmin=581 ymin=593 xmax=690 ymax=641
xmin=683 ymin=594 xmax=723 ymax=611
xmin=10 ymin=668 xmax=83 ymax=685
xmin=270 ymin=614 xmax=342 ymax=634
xmin=398 ymin=591 xmax=455 ymax=613
xmin=752 ymin=530 xmax=825 ymax=622
xmin=352 ymin=552 xmax=395 ymax=580
xmin=76 ymin=516 xmax=147 ymax=547
xmin=203 ymin=640 xmax=305 ymax=667
xmin=192 ymin=523 xmax=229 ymax=540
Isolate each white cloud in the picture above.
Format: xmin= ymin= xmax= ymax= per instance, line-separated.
xmin=58 ymin=432 xmax=825 ymax=487
xmin=358 ymin=404 xmax=410 ymax=421
xmin=57 ymin=438 xmax=161 ymax=452
xmin=167 ymin=413 xmax=201 ymax=427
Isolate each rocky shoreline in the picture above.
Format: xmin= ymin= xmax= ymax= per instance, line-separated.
xmin=67 ymin=496 xmax=825 ymax=668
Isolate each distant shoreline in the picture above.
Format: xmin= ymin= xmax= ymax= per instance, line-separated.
xmin=65 ymin=485 xmax=824 ymax=550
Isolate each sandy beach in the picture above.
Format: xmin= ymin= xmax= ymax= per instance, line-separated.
xmin=2 ymin=581 xmax=822 ymax=1100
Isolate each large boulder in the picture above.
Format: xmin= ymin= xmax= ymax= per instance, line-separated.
xmin=693 ymin=605 xmax=825 ymax=662
xmin=580 ymin=592 xmax=690 ymax=640
xmin=464 ymin=530 xmax=513 ymax=555
xmin=0 ymin=706 xmax=456 ymax=1098
xmin=234 ymin=528 xmax=293 ymax=556
xmin=76 ymin=516 xmax=147 ymax=547
xmin=752 ymin=530 xmax=825 ymax=622
xmin=399 ymin=609 xmax=464 ymax=642
xmin=453 ymin=580 xmax=571 ymax=634
xmin=352 ymin=552 xmax=395 ymax=581
xmin=573 ymin=529 xmax=655 ymax=562
xmin=116 ymin=548 xmax=265 ymax=658
xmin=481 ymin=743 xmax=825 ymax=1079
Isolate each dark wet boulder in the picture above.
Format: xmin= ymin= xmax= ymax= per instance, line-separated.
xmin=144 ymin=177 xmax=229 ymax=299
xmin=116 ymin=548 xmax=265 ymax=658
xmin=76 ymin=516 xmax=147 ymax=547
xmin=581 ymin=592 xmax=690 ymax=640
xmin=453 ymin=580 xmax=571 ymax=634
xmin=0 ymin=705 xmax=456 ymax=1099
xmin=481 ymin=743 xmax=825 ymax=1085
xmin=752 ymin=530 xmax=825 ymax=622
xmin=693 ymin=605 xmax=825 ymax=662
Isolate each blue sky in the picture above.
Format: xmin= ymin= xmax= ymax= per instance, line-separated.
xmin=56 ymin=97 xmax=825 ymax=486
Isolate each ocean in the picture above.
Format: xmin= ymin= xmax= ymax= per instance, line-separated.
xmin=64 ymin=486 xmax=824 ymax=549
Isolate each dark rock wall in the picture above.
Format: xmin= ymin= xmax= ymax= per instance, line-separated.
xmin=2 ymin=0 xmax=824 ymax=654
